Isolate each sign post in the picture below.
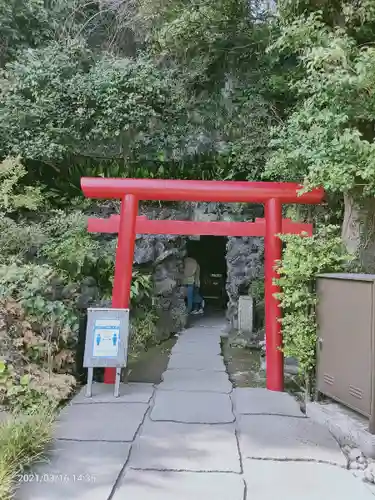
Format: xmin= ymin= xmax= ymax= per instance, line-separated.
xmin=83 ymin=308 xmax=130 ymax=397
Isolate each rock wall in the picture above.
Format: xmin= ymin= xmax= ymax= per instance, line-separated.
xmin=134 ymin=234 xmax=187 ymax=339
xmin=226 ymin=236 xmax=264 ymax=331
xmin=84 ymin=201 xmax=265 ymax=340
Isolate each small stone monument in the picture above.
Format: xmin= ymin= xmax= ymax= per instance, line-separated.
xmin=238 ymin=295 xmax=253 ymax=334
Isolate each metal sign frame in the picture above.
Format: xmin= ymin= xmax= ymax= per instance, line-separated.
xmin=83 ymin=307 xmax=130 ymax=397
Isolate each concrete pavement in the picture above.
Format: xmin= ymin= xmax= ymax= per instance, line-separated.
xmin=16 ymin=317 xmax=375 ymax=499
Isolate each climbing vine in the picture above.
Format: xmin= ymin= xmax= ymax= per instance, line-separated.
xmin=275 ymin=225 xmax=350 ymax=395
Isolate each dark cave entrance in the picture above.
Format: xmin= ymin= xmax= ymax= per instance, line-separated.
xmin=186 ymin=236 xmax=228 ymax=311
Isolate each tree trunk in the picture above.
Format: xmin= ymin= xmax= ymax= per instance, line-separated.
xmin=341 ymin=192 xmax=375 ymax=272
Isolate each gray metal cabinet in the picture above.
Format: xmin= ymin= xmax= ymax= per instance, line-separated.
xmin=316 ymin=273 xmax=375 ymax=433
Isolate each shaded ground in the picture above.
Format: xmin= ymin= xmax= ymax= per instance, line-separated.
xmin=222 ymin=338 xmax=300 ymax=395
xmin=124 ymin=338 xmax=176 ymax=384
xmin=222 ymin=340 xmax=266 ymax=388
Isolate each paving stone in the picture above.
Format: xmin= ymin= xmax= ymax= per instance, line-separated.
xmin=173 ymin=337 xmax=221 ymax=350
xmin=232 ymin=388 xmax=303 ymax=417
xmin=16 ymin=441 xmax=130 ymax=500
xmin=172 ymin=342 xmax=222 ymax=355
xmin=243 ymin=460 xmax=374 ymax=500
xmin=113 ymin=470 xmax=245 ymax=500
xmin=129 ymin=420 xmax=241 ymax=472
xmin=72 ymin=383 xmax=154 ymax=405
xmin=181 ymin=329 xmax=223 ymax=339
xmin=55 ymin=402 xmax=148 ymax=442
xmin=174 ymin=333 xmax=221 ymax=344
xmin=150 ymin=390 xmax=234 ymax=423
xmin=175 ymin=336 xmax=221 ymax=347
xmin=160 ymin=369 xmax=232 ymax=393
xmin=237 ymin=414 xmax=346 ymax=466
xmin=190 ymin=318 xmax=227 ymax=329
xmin=167 ymin=353 xmax=225 ymax=371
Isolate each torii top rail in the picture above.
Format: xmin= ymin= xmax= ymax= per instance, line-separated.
xmin=81 ymin=178 xmax=324 ymax=392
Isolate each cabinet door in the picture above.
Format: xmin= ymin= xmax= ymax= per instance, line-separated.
xmin=317 ymin=278 xmax=372 ymax=416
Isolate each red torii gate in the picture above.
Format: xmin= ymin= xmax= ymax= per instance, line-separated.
xmin=81 ymin=178 xmax=324 ymax=392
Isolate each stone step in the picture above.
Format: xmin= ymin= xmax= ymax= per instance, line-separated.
xmin=150 ymin=390 xmax=235 ymax=424
xmin=237 ymin=414 xmax=346 ymax=466
xmin=167 ymin=352 xmax=226 ymax=371
xmin=113 ymin=470 xmax=245 ymax=500
xmin=243 ymin=461 xmax=374 ymax=500
xmin=232 ymin=387 xmax=303 ymax=418
xmin=160 ymin=369 xmax=232 ymax=393
xmin=128 ymin=419 xmax=241 ymax=472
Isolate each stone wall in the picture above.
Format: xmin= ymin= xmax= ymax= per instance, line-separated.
xmin=134 ymin=233 xmax=187 ymax=339
xmin=226 ymin=236 xmax=264 ymax=331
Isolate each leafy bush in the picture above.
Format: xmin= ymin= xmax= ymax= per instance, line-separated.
xmin=129 ymin=308 xmax=159 ymax=357
xmin=0 ymin=157 xmax=78 ymax=413
xmin=41 ymin=210 xmax=114 ymax=284
xmin=130 ymin=270 xmax=153 ymax=303
xmin=248 ymin=279 xmax=264 ymax=303
xmin=0 ymin=299 xmax=76 ymax=413
xmin=0 ymin=360 xmax=74 ymax=415
xmin=275 ymin=225 xmax=350 ymax=395
xmin=0 ymin=43 xmax=184 ymax=165
xmin=0 ymin=265 xmax=79 ymax=343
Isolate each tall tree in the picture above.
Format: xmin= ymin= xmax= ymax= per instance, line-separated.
xmin=265 ymin=1 xmax=375 ymax=271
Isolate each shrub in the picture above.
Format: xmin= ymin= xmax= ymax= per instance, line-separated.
xmin=129 ymin=309 xmax=159 ymax=357
xmin=0 ymin=298 xmax=76 ymax=413
xmin=275 ymin=225 xmax=350 ymax=396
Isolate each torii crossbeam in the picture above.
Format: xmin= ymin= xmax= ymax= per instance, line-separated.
xmin=88 ymin=215 xmax=313 ymax=237
xmin=81 ymin=177 xmax=324 ymax=391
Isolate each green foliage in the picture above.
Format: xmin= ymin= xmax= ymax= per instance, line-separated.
xmin=137 ymin=0 xmax=279 ymax=181
xmin=0 ymin=264 xmax=78 ymax=334
xmin=0 ymin=42 xmax=185 ymax=164
xmin=0 ymin=362 xmax=54 ymax=415
xmin=41 ymin=210 xmax=108 ymax=281
xmin=264 ymin=3 xmax=375 ymax=271
xmin=131 ymin=270 xmax=153 ymax=302
xmin=0 ymin=0 xmax=51 ymax=66
xmin=0 ymin=157 xmax=78 ymax=415
xmin=129 ymin=308 xmax=159 ymax=357
xmin=275 ymin=225 xmax=350 ymax=388
xmin=0 ymin=0 xmax=282 ymax=185
xmin=0 ymin=297 xmax=76 ymax=414
xmin=0 ymin=408 xmax=54 ymax=500
xmin=248 ymin=279 xmax=264 ymax=303
xmin=0 ymin=156 xmax=42 ymax=212
xmin=265 ymin=7 xmax=375 ymax=196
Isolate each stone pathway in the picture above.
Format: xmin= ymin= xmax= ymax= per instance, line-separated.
xmin=17 ymin=317 xmax=375 ymax=499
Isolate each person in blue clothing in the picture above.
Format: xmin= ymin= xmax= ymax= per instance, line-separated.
xmin=183 ymin=256 xmax=205 ymax=314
